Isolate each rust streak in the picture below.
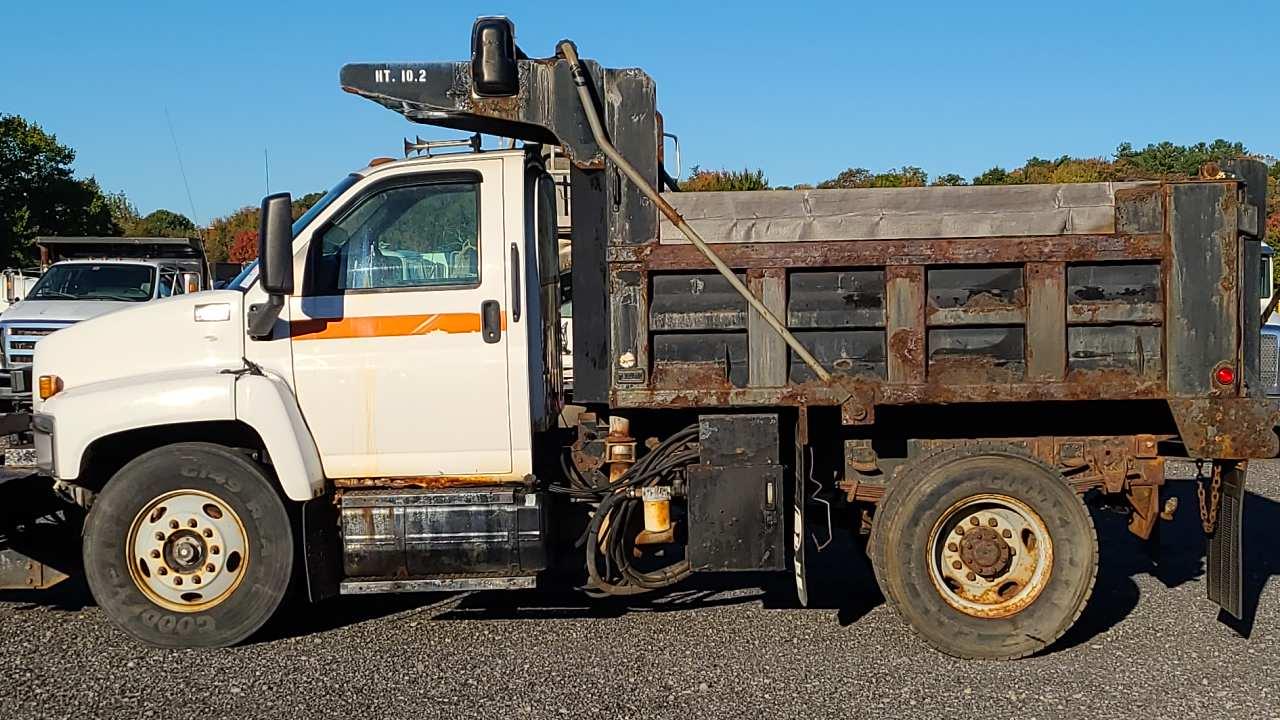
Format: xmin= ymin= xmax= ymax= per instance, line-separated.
xmin=333 ymin=475 xmax=512 ymax=490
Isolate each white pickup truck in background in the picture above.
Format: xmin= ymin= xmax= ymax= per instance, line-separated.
xmin=0 ymin=237 xmax=210 ymax=409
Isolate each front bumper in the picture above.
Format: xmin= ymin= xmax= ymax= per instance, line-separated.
xmin=0 ymin=366 xmax=33 ymax=402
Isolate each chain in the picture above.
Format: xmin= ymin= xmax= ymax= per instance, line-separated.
xmin=1195 ymin=460 xmax=1223 ymax=535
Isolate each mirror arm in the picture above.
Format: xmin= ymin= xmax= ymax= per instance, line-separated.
xmin=247 ymin=294 xmax=285 ymax=340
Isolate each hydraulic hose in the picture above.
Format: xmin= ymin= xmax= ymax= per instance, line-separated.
xmin=556 ymin=40 xmax=832 ymax=383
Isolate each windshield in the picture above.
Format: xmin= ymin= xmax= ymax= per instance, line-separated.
xmin=27 ymin=263 xmax=155 ymax=302
xmin=229 ymin=174 xmax=361 ymax=291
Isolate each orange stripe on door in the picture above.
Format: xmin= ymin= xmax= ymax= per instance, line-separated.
xmin=290 ymin=312 xmax=506 ymax=341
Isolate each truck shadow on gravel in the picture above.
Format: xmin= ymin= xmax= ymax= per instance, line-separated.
xmin=1053 ymin=482 xmax=1277 ymax=653
xmin=8 ymin=484 xmax=1279 ymax=653
xmin=266 ymin=483 xmax=1280 ymax=652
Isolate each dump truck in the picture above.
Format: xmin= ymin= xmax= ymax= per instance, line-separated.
xmin=1 ymin=17 xmax=1275 ymax=660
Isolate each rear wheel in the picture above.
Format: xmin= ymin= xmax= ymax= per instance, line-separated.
xmin=83 ymin=443 xmax=294 ymax=647
xmin=870 ymin=445 xmax=1097 ymax=659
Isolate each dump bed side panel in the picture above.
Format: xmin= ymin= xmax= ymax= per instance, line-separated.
xmin=606 ymin=179 xmax=1259 ymax=425
xmin=610 ymin=181 xmax=1189 ymax=407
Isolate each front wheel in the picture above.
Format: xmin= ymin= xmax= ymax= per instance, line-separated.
xmin=871 ymin=445 xmax=1097 ymax=660
xmin=83 ymin=443 xmax=294 ymax=647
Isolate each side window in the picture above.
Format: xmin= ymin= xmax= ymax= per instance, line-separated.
xmin=158 ymin=270 xmax=177 ymax=298
xmin=311 ymin=181 xmax=479 ymax=293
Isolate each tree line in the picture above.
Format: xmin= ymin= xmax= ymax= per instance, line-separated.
xmin=3 ymin=112 xmax=1278 ymax=267
xmin=681 ymin=141 xmax=1280 ymax=251
xmin=0 ymin=114 xmax=324 ymax=267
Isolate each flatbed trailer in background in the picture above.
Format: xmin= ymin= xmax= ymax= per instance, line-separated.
xmin=0 ymin=17 xmax=1274 ymax=660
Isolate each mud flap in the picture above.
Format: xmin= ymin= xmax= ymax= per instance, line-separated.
xmin=1206 ymin=461 xmax=1246 ymax=619
xmin=301 ymin=495 xmax=341 ymax=602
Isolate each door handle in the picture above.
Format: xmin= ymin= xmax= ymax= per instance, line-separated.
xmin=481 ymin=300 xmax=501 ymax=344
xmin=510 ymin=242 xmax=522 ymax=323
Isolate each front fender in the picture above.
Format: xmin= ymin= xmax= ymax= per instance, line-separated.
xmin=41 ymin=368 xmax=323 ymax=501
xmin=234 ymin=371 xmax=325 ymax=500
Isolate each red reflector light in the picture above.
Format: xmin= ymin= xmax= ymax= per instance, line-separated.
xmin=1215 ymin=365 xmax=1236 ymax=385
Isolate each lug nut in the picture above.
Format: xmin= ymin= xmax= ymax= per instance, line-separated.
xmin=205 ymin=564 xmax=216 ymax=573
xmin=969 ymin=517 xmax=980 ymax=526
xmin=169 ymin=520 xmax=179 ymax=529
xmin=1002 ymin=529 xmax=1012 ymax=539
xmin=210 ymin=546 xmax=220 ymax=555
xmin=150 ymin=549 xmax=161 ymax=559
xmin=947 ymin=542 xmax=958 ymax=552
xmin=987 ymin=518 xmax=998 ymax=528
xmin=154 ymin=532 xmax=165 ymax=541
xmin=954 ymin=527 xmax=965 ymax=536
xmin=966 ymin=572 xmax=977 ymax=581
xmin=203 ymin=529 xmax=213 ymax=538
xmin=173 ymin=576 xmax=183 ymax=586
xmin=157 ymin=567 xmax=168 ymax=576
xmin=192 ymin=575 xmax=202 ymax=585
xmin=952 ymin=560 xmax=963 ymax=570
xmin=188 ymin=519 xmax=198 ymax=528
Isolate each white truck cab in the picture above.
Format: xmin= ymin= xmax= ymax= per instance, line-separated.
xmin=32 ymin=147 xmax=561 ymax=499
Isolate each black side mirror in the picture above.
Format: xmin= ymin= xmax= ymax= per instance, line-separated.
xmin=471 ymin=16 xmax=518 ymax=97
xmin=247 ymin=192 xmax=293 ymax=340
xmin=258 ymin=192 xmax=294 ymax=295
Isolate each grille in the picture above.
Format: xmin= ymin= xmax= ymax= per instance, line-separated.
xmin=2 ymin=323 xmax=71 ymax=369
xmin=1262 ymin=332 xmax=1280 ymax=393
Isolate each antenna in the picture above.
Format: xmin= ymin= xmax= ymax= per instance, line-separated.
xmin=164 ymin=107 xmax=201 ymax=229
xmin=264 ymin=148 xmax=271 ymax=195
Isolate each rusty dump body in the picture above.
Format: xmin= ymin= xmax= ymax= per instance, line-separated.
xmin=607 ymin=173 xmax=1278 ymax=459
xmin=339 ymin=37 xmax=1277 ymax=463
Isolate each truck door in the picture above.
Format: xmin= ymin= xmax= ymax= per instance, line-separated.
xmin=288 ymin=162 xmax=513 ymax=478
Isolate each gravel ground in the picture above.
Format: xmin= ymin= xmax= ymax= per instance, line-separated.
xmin=2 ymin=462 xmax=1279 ymax=719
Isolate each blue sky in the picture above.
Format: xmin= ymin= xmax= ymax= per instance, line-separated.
xmin=2 ymin=1 xmax=1276 ymax=221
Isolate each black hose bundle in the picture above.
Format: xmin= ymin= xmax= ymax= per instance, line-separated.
xmin=550 ymin=424 xmax=699 ymax=595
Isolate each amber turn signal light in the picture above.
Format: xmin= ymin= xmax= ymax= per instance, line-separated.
xmin=38 ymin=374 xmax=62 ymax=400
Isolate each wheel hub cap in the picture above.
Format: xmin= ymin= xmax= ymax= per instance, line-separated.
xmin=126 ymin=490 xmax=249 ymax=613
xmin=927 ymin=494 xmax=1053 ymax=619
xmin=958 ymin=527 xmax=1011 ymax=578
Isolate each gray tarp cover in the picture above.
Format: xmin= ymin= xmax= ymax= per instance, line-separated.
xmin=658 ymin=182 xmax=1153 ymax=244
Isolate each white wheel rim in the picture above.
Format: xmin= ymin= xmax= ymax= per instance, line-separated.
xmin=926 ymin=493 xmax=1053 ymax=619
xmin=126 ymin=489 xmax=249 ymax=613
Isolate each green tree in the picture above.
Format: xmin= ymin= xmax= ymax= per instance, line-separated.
xmin=294 ymin=191 xmax=326 ymax=216
xmin=679 ymin=166 xmax=769 ymax=191
xmin=1114 ymin=139 xmax=1247 ymax=178
xmin=103 ymin=190 xmax=140 ymax=234
xmin=819 ymin=166 xmax=928 ymax=189
xmin=931 ymin=173 xmax=967 ymax=186
xmin=871 ymin=166 xmax=928 ymax=188
xmin=972 ymin=167 xmax=1014 ymax=185
xmin=0 ymin=114 xmax=118 ymax=265
xmin=131 ymin=208 xmax=195 ymax=238
xmin=817 ymin=167 xmax=873 ymax=189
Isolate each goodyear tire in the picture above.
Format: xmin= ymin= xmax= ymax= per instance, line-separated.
xmin=83 ymin=443 xmax=294 ymax=648
xmin=870 ymin=444 xmax=1097 ymax=660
